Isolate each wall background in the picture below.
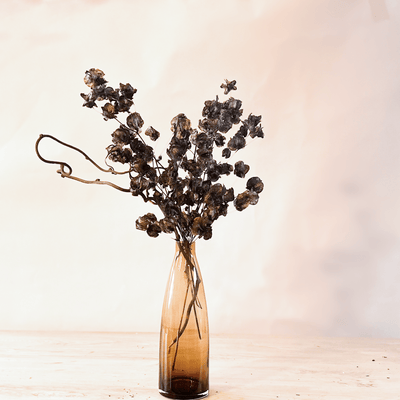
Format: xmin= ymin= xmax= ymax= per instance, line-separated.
xmin=1 ymin=0 xmax=400 ymax=338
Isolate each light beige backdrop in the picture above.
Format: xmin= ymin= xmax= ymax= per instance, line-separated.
xmin=1 ymin=0 xmax=399 ymax=338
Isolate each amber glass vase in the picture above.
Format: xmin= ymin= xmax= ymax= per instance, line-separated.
xmin=159 ymin=241 xmax=209 ymax=399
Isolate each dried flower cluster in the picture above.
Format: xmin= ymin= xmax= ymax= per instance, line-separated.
xmin=36 ymin=69 xmax=264 ymax=244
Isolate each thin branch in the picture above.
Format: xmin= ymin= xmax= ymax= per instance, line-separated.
xmin=36 ymin=134 xmax=133 ymax=175
xmin=168 ymin=239 xmax=203 ymax=368
xmin=58 ymin=170 xmax=131 ymax=192
xmin=171 ymin=281 xmax=190 ymax=371
xmin=35 ymin=134 xmax=131 ymax=193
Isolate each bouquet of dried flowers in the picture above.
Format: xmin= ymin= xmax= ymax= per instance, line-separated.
xmin=36 ymin=68 xmax=264 ymax=245
xmin=35 ymin=69 xmax=265 ymax=390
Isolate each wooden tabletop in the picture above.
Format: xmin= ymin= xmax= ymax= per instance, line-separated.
xmin=0 ymin=331 xmax=399 ymax=399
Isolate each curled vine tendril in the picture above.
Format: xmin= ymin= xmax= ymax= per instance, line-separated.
xmin=35 ymin=134 xmax=131 ymax=193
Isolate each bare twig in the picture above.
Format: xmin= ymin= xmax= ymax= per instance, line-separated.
xmin=35 ymin=134 xmax=131 ymax=193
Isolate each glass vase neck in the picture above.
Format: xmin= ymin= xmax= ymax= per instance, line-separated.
xmin=175 ymin=240 xmax=196 ymax=253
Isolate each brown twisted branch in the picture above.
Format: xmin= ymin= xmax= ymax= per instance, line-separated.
xmin=35 ymin=134 xmax=131 ymax=193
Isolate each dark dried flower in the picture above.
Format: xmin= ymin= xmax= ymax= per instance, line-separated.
xmin=214 ymin=132 xmax=225 ymax=147
xmin=127 ymin=112 xmax=144 ymax=131
xmin=136 ymin=213 xmax=158 ymax=231
xmin=204 ymin=183 xmax=224 ymax=206
xmin=244 ymin=113 xmax=261 ymax=129
xmin=227 ymin=134 xmax=246 ymax=151
xmin=130 ymin=176 xmax=142 ymax=196
xmin=132 ymin=159 xmax=151 ymax=174
xmin=171 ymin=113 xmax=191 ymax=139
xmin=207 ymin=162 xmax=221 ymax=182
xmin=191 ymin=131 xmax=212 ymax=151
xmin=145 ymin=126 xmax=160 ymax=141
xmin=107 ymin=144 xmax=132 ymax=164
xmin=198 ymin=118 xmax=218 ymax=133
xmin=101 ymin=86 xmax=118 ymax=102
xmin=234 ymin=161 xmax=249 ymax=178
xmin=159 ymin=218 xmax=175 ymax=234
xmin=202 ymin=97 xmax=222 ymax=119
xmin=246 ymin=177 xmax=264 ymax=193
xmin=147 ymin=223 xmax=162 ymax=238
xmin=84 ymin=68 xmax=107 ymax=89
xmin=116 ymin=97 xmax=134 ymax=113
xmin=167 ymin=137 xmax=190 ymax=161
xmin=102 ymin=103 xmax=116 ymax=120
xmin=130 ymin=137 xmax=145 ymax=154
xmin=217 ymin=114 xmax=231 ymax=133
xmin=182 ymin=159 xmax=203 ymax=177
xmin=222 ymin=148 xmax=231 ymax=158
xmin=223 ymin=187 xmax=235 ymax=203
xmin=244 ymin=114 xmax=264 ymax=138
xmin=203 ymin=227 xmax=212 ymax=240
xmin=236 ymin=125 xmax=248 ymax=137
xmin=112 ymin=126 xmax=131 ymax=145
xmin=80 ymin=93 xmax=97 ymax=108
xmin=191 ymin=217 xmax=204 ymax=236
xmin=224 ymin=98 xmax=242 ymax=122
xmin=215 ymin=99 xmax=241 ymax=133
xmin=250 ymin=125 xmax=264 ymax=139
xmin=191 ymin=217 xmax=213 ymax=240
xmin=218 ymin=162 xmax=233 ymax=176
xmin=234 ymin=190 xmax=259 ymax=211
xmin=119 ymin=83 xmax=137 ymax=99
xmin=220 ymin=79 xmax=237 ymax=95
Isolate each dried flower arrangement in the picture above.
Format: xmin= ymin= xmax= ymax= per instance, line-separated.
xmin=35 ymin=68 xmax=264 ymax=244
xmin=35 ymin=69 xmax=264 ymax=398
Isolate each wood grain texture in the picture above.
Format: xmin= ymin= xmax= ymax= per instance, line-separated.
xmin=0 ymin=331 xmax=399 ymax=399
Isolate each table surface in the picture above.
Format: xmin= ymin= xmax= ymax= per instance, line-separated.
xmin=0 ymin=331 xmax=399 ymax=400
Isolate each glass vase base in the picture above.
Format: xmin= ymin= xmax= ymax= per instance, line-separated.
xmin=159 ymin=390 xmax=209 ymax=400
xmin=159 ymin=377 xmax=209 ymax=399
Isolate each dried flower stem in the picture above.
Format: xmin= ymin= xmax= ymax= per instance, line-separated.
xmin=35 ymin=134 xmax=132 ymax=193
xmin=169 ymin=240 xmax=203 ymax=370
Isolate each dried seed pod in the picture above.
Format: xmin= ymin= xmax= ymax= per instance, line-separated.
xmin=116 ymin=97 xmax=134 ymax=113
xmin=171 ymin=113 xmax=191 ymax=139
xmin=234 ymin=161 xmax=249 ymax=178
xmin=227 ymin=134 xmax=246 ymax=151
xmin=244 ymin=114 xmax=264 ymax=138
xmin=223 ymin=187 xmax=235 ymax=203
xmin=145 ymin=126 xmax=160 ymax=141
xmin=84 ymin=68 xmax=106 ymax=88
xmin=119 ymin=82 xmax=137 ymax=99
xmin=202 ymin=97 xmax=222 ymax=119
xmin=246 ymin=177 xmax=264 ymax=194
xmin=220 ymin=79 xmax=237 ymax=95
xmin=218 ymin=162 xmax=233 ymax=176
xmin=234 ymin=190 xmax=259 ymax=211
xmin=136 ymin=213 xmax=157 ymax=231
xmin=102 ymin=103 xmax=116 ymax=120
xmin=127 ymin=112 xmax=144 ymax=131
xmin=159 ymin=218 xmax=176 ymax=234
xmin=147 ymin=223 xmax=162 ymax=238
xmin=106 ymin=144 xmax=132 ymax=164
xmin=222 ymin=148 xmax=231 ymax=158
xmin=112 ymin=126 xmax=131 ymax=145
